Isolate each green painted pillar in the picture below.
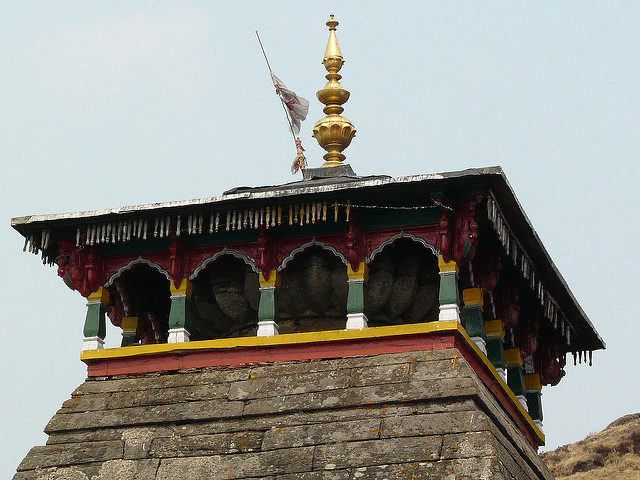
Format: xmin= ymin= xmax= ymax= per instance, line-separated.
xmin=525 ymin=373 xmax=544 ymax=431
xmin=82 ymin=287 xmax=109 ymax=351
xmin=484 ymin=319 xmax=507 ymax=381
xmin=505 ymin=347 xmax=528 ymax=411
xmin=438 ymin=255 xmax=461 ymax=322
xmin=463 ymin=287 xmax=486 ymax=354
xmin=121 ymin=316 xmax=138 ymax=347
xmin=257 ymin=270 xmax=280 ymax=336
xmin=168 ymin=279 xmax=193 ymax=343
xmin=346 ymin=262 xmax=368 ymax=330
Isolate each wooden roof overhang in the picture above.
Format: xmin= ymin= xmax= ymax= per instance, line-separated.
xmin=11 ymin=166 xmax=604 ymax=353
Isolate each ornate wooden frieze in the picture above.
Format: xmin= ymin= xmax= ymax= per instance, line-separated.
xmin=486 ymin=194 xmax=571 ymax=348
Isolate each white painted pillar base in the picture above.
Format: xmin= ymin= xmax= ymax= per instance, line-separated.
xmin=167 ymin=328 xmax=190 ymax=343
xmin=496 ymin=368 xmax=507 ymax=382
xmin=257 ymin=321 xmax=279 ymax=337
xmin=523 ymin=355 xmax=535 ymax=374
xmin=534 ymin=420 xmax=543 ymax=431
xmin=516 ymin=395 xmax=528 ymax=411
xmin=471 ymin=337 xmax=487 ymax=355
xmin=439 ymin=304 xmax=461 ymax=322
xmin=82 ymin=336 xmax=104 ymax=352
xmin=346 ymin=313 xmax=368 ymax=330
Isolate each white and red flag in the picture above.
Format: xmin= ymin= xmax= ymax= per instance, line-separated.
xmin=270 ymin=74 xmax=309 ymax=135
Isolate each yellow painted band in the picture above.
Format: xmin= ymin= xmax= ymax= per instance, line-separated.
xmin=438 ymin=255 xmax=458 ymax=273
xmin=524 ymin=373 xmax=542 ymax=392
xmin=170 ymin=278 xmax=193 ymax=297
xmin=504 ymin=348 xmax=523 ymax=366
xmin=121 ymin=317 xmax=138 ymax=332
xmin=87 ymin=287 xmax=110 ymax=304
xmin=484 ymin=319 xmax=505 ymax=339
xmin=462 ymin=287 xmax=484 ymax=308
xmin=82 ymin=321 xmax=460 ymax=360
xmin=347 ymin=262 xmax=368 ymax=280
xmin=259 ymin=270 xmax=280 ymax=288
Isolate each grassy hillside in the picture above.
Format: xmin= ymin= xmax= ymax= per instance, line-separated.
xmin=541 ymin=413 xmax=640 ymax=479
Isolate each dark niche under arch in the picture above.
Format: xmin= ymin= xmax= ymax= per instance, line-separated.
xmin=107 ymin=264 xmax=171 ymax=344
xmin=190 ymin=255 xmax=259 ymax=339
xmin=278 ymin=245 xmax=347 ymax=333
xmin=365 ymin=238 xmax=439 ymax=326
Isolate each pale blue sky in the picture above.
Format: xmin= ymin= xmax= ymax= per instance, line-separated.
xmin=1 ymin=2 xmax=638 ymax=476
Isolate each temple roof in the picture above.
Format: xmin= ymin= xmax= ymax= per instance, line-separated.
xmin=11 ymin=166 xmax=516 ymax=227
xmin=10 ymin=166 xmax=605 ymax=352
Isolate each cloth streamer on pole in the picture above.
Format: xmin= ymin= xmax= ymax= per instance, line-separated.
xmin=270 ymin=74 xmax=309 ymax=136
xmin=256 ymin=31 xmax=309 ymax=174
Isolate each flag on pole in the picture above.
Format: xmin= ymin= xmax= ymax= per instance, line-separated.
xmin=271 ymin=74 xmax=309 ymax=135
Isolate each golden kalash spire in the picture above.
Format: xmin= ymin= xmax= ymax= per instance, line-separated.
xmin=312 ymin=15 xmax=357 ymax=168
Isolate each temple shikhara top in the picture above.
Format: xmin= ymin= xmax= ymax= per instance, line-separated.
xmin=12 ymin=16 xmax=604 ymax=480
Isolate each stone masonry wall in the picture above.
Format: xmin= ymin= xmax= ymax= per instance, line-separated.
xmin=14 ymin=349 xmax=554 ymax=479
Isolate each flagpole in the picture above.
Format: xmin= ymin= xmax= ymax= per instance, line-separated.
xmin=255 ymin=31 xmax=298 ymax=142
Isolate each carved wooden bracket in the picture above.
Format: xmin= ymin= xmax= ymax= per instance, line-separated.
xmin=534 ymin=335 xmax=566 ymax=386
xmin=257 ymin=228 xmax=277 ymax=276
xmin=56 ymin=240 xmax=102 ymax=297
xmin=452 ymin=194 xmax=484 ymax=264
xmin=169 ymin=237 xmax=187 ymax=288
xmin=515 ymin=307 xmax=541 ymax=358
xmin=346 ymin=212 xmax=366 ymax=270
xmin=473 ymin=246 xmax=503 ymax=293
xmin=434 ymin=196 xmax=452 ymax=262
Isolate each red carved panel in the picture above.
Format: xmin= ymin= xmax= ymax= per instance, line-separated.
xmin=276 ymin=233 xmax=348 ymax=269
xmin=365 ymin=226 xmax=439 ymax=261
xmin=473 ymin=246 xmax=503 ymax=293
xmin=56 ymin=241 xmax=103 ymax=297
xmin=452 ymin=195 xmax=484 ymax=264
xmin=346 ymin=212 xmax=366 ymax=269
xmin=534 ymin=335 xmax=566 ymax=386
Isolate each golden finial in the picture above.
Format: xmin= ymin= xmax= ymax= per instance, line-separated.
xmin=312 ymin=14 xmax=356 ymax=168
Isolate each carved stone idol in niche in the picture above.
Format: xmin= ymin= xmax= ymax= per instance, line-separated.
xmin=365 ymin=239 xmax=439 ymax=325
xmin=191 ymin=256 xmax=258 ymax=339
xmin=278 ymin=246 xmax=348 ymax=332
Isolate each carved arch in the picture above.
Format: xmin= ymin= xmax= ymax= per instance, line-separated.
xmin=366 ymin=231 xmax=437 ymax=263
xmin=190 ymin=247 xmax=258 ymax=280
xmin=278 ymin=239 xmax=347 ymax=272
xmin=105 ymin=257 xmax=171 ymax=287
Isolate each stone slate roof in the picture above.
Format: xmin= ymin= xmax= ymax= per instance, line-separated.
xmin=15 ymin=349 xmax=553 ymax=479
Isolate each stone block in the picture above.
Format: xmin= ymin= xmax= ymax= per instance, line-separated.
xmin=149 ymin=431 xmax=263 ymax=457
xmin=381 ymin=410 xmax=491 ymax=438
xmin=349 ymin=362 xmax=411 ymax=387
xmin=228 ymin=369 xmax=351 ymax=401
xmin=63 ymin=383 xmax=230 ymax=413
xmin=411 ymin=355 xmax=473 ymax=381
xmin=347 ymin=457 xmax=504 ymax=480
xmin=46 ymin=400 xmax=245 ymax=433
xmin=155 ymin=446 xmax=315 ymax=479
xmin=243 ymin=377 xmax=477 ymax=417
xmin=313 ymin=436 xmax=442 ymax=470
xmin=441 ymin=431 xmax=497 ymax=459
xmin=261 ymin=418 xmax=381 ymax=450
xmin=17 ymin=441 xmax=124 ymax=471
